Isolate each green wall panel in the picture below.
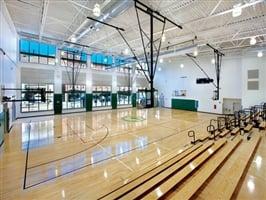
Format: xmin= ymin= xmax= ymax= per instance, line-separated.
xmin=132 ymin=93 xmax=137 ymax=107
xmin=171 ymin=98 xmax=198 ymax=111
xmin=0 ymin=112 xmax=4 ymax=146
xmin=86 ymin=93 xmax=93 ymax=112
xmin=112 ymin=93 xmax=117 ymax=109
xmin=54 ymin=94 xmax=62 ymax=114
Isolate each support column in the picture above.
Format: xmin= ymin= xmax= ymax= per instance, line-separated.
xmin=150 ymin=13 xmax=154 ymax=108
xmin=54 ymin=68 xmax=62 ymax=114
xmin=112 ymin=71 xmax=117 ymax=109
xmin=86 ymin=67 xmax=93 ymax=111
xmin=132 ymin=64 xmax=137 ymax=107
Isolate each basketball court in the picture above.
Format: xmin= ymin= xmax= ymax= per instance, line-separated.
xmin=1 ymin=0 xmax=266 ymax=199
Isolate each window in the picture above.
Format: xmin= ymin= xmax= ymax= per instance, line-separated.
xmin=91 ymin=63 xmax=112 ymax=71
xmin=60 ymin=49 xmax=87 ymax=69
xmin=91 ymin=53 xmax=113 ymax=66
xmin=19 ymin=39 xmax=56 ymax=65
xmin=62 ymin=84 xmax=86 ymax=109
xmin=116 ymin=66 xmax=132 ymax=73
xmin=21 ymin=84 xmax=54 ymax=112
xmin=92 ymin=86 xmax=111 ymax=107
xmin=118 ymin=86 xmax=132 ymax=105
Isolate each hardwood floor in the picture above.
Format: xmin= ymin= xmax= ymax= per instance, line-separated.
xmin=0 ymin=108 xmax=265 ymax=199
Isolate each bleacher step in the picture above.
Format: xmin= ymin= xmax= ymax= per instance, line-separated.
xmin=141 ymin=139 xmax=227 ymax=200
xmin=197 ymin=134 xmax=261 ymax=200
xmin=244 ymin=124 xmax=253 ymax=132
xmin=169 ymin=137 xmax=242 ymax=200
xmin=98 ymin=142 xmax=208 ymax=200
xmin=259 ymin=121 xmax=266 ymax=130
xmin=219 ymin=129 xmax=230 ymax=137
xmin=116 ymin=141 xmax=215 ymax=200
xmin=231 ymin=127 xmax=240 ymax=135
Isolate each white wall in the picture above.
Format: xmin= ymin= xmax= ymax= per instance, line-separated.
xmin=155 ymin=52 xmax=265 ymax=114
xmin=0 ymin=1 xmax=18 ymax=124
xmin=241 ymin=54 xmax=266 ymax=108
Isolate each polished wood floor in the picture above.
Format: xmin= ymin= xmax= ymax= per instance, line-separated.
xmin=0 ymin=108 xmax=265 ymax=199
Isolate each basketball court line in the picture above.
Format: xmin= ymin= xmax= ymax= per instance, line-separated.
xmin=23 ymin=118 xmax=212 ymax=189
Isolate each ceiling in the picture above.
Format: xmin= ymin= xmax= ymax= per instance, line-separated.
xmin=4 ymin=0 xmax=266 ymax=56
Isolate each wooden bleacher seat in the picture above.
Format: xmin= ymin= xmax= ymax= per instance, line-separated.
xmin=171 ymin=137 xmax=243 ymax=200
xmin=122 ymin=139 xmax=226 ymax=200
xmin=259 ymin=121 xmax=266 ymax=130
xmin=203 ymin=134 xmax=261 ymax=200
xmin=219 ymin=129 xmax=230 ymax=137
xmin=196 ymin=132 xmax=210 ymax=142
xmin=231 ymin=127 xmax=240 ymax=135
xmin=244 ymin=124 xmax=253 ymax=132
xmin=98 ymin=142 xmax=213 ymax=200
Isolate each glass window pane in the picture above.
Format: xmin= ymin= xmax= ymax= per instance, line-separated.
xmin=48 ymin=58 xmax=55 ymax=65
xmin=30 ymin=56 xmax=39 ymax=63
xmin=39 ymin=43 xmax=48 ymax=56
xmin=39 ymin=57 xmax=48 ymax=64
xmin=68 ymin=53 xmax=73 ymax=59
xmin=20 ymin=39 xmax=30 ymax=53
xmin=20 ymin=54 xmax=29 ymax=63
xmin=29 ymin=41 xmax=39 ymax=55
xmin=48 ymin=45 xmax=56 ymax=57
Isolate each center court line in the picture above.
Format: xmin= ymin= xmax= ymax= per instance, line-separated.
xmin=24 ymin=118 xmax=211 ymax=188
xmin=27 ymin=125 xmax=109 ymax=169
xmin=28 ymin=117 xmax=210 ymax=169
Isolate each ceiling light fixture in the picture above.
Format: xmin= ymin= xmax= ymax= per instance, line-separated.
xmin=232 ymin=4 xmax=242 ymax=17
xmin=180 ymin=63 xmax=184 ymax=68
xmin=250 ymin=37 xmax=256 ymax=45
xmin=159 ymin=58 xmax=164 ymax=63
xmin=257 ymin=51 xmax=263 ymax=58
xmin=93 ymin=4 xmax=101 ymax=17
xmin=158 ymin=67 xmax=162 ymax=71
xmin=193 ymin=49 xmax=198 ymax=57
xmin=211 ymin=58 xmax=215 ymax=64
xmin=70 ymin=37 xmax=77 ymax=42
xmin=124 ymin=48 xmax=129 ymax=55
xmin=162 ymin=34 xmax=166 ymax=42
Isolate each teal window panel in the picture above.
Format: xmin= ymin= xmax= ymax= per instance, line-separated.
xmin=81 ymin=52 xmax=87 ymax=61
xmin=39 ymin=43 xmax=48 ymax=56
xmin=20 ymin=39 xmax=30 ymax=53
xmin=91 ymin=53 xmax=97 ymax=63
xmin=107 ymin=56 xmax=113 ymax=65
xmin=48 ymin=45 xmax=56 ymax=57
xmin=103 ymin=55 xmax=108 ymax=64
xmin=29 ymin=40 xmax=39 ymax=55
xmin=96 ymin=53 xmax=103 ymax=63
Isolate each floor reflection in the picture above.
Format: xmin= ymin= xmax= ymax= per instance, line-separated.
xmin=22 ymin=121 xmax=54 ymax=150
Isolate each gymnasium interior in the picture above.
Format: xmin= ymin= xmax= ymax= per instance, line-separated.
xmin=0 ymin=0 xmax=266 ymax=199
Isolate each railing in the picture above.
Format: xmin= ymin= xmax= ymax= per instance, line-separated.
xmin=188 ymin=130 xmax=196 ymax=144
xmin=207 ymin=124 xmax=216 ymax=140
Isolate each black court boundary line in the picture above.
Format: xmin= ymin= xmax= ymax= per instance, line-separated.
xmin=27 ymin=124 xmax=108 ymax=169
xmin=27 ymin=115 xmax=208 ymax=170
xmin=24 ymin=120 xmax=210 ymax=189
xmin=23 ymin=121 xmax=31 ymax=189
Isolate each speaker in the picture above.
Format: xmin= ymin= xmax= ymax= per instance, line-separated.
xmin=196 ymin=78 xmax=214 ymax=84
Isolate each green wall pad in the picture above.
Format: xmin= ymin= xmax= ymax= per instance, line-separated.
xmin=54 ymin=94 xmax=62 ymax=114
xmin=132 ymin=93 xmax=137 ymax=107
xmin=86 ymin=93 xmax=93 ymax=112
xmin=171 ymin=99 xmax=198 ymax=111
xmin=0 ymin=112 xmax=4 ymax=146
xmin=112 ymin=93 xmax=117 ymax=109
